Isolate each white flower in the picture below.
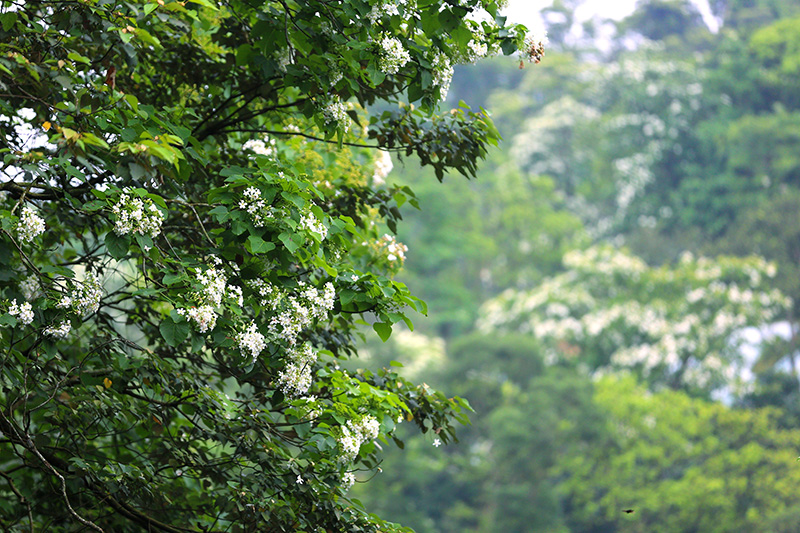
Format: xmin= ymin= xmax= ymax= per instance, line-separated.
xmin=322 ymin=98 xmax=349 ymax=132
xmin=195 ymin=264 xmax=227 ymax=307
xmin=112 ymin=189 xmax=165 ymax=238
xmin=337 ymin=426 xmax=362 ymax=464
xmin=348 ymin=415 xmax=380 ymax=442
xmin=329 ymin=65 xmax=343 ymax=87
xmin=378 ymin=234 xmax=408 ymax=264
xmin=238 ymin=187 xmax=275 ymax=227
xmin=341 ymin=471 xmax=356 ymax=491
xmin=336 ymin=415 xmax=381 ymax=463
xmin=237 ymin=321 xmax=267 ymax=362
xmin=247 ymin=278 xmax=282 ymax=308
xmin=378 ymin=36 xmax=411 ymax=75
xmin=243 ymin=137 xmax=276 ymax=157
xmin=8 ymin=299 xmax=34 ymax=325
xmin=20 ymin=274 xmax=40 ymax=301
xmin=372 ymin=150 xmax=393 ymax=185
xmin=367 ymin=0 xmax=400 ymax=24
xmin=433 ymin=438 xmax=442 ymax=447
xmin=299 ymin=213 xmax=328 ymax=240
xmin=268 ymin=283 xmax=335 ymax=345
xmin=295 ymin=475 xmax=304 ymax=485
xmin=177 ymin=305 xmax=217 ymax=333
xmin=467 ymin=40 xmax=488 ymax=62
xmin=44 ymin=320 xmax=71 ymax=338
xmin=55 ymin=274 xmax=104 ymax=316
xmin=16 ymin=205 xmax=45 ymax=242
xmin=70 ymin=274 xmax=104 ymax=316
xmin=430 ymin=52 xmax=454 ymax=100
xmin=227 ymin=285 xmax=243 ymax=307
xmin=278 ymin=343 xmax=318 ymax=397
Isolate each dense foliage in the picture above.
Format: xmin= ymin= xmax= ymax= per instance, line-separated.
xmin=0 ymin=0 xmax=549 ymax=530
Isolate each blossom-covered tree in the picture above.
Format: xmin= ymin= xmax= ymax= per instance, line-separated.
xmin=0 ymin=0 xmax=545 ymax=530
xmin=479 ymin=245 xmax=792 ymax=396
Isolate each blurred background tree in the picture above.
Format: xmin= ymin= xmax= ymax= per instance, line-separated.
xmin=349 ymin=1 xmax=800 ymax=531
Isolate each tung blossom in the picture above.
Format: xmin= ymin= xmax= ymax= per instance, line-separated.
xmin=237 ymin=321 xmax=267 ymax=362
xmin=16 ymin=205 xmax=46 ymax=242
xmin=8 ymin=299 xmax=34 ymax=325
xmin=378 ymin=36 xmax=410 ymax=74
xmin=112 ymin=189 xmax=165 ymax=238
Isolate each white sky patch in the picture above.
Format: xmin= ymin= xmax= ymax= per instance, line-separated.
xmin=502 ymin=0 xmax=719 ymax=35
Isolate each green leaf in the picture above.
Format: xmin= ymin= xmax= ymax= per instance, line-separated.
xmin=135 ymin=233 xmax=154 ymax=250
xmin=247 ymin=235 xmax=276 ymax=254
xmin=209 ymin=205 xmax=230 ymax=222
xmin=0 ymin=12 xmax=17 ymax=31
xmin=339 ymin=289 xmax=357 ymax=306
xmin=41 ymin=265 xmax=75 ymax=278
xmin=82 ymin=200 xmax=105 ymax=212
xmin=105 ymin=232 xmax=131 ymax=259
xmin=67 ymin=52 xmax=90 ymax=65
xmin=162 ymin=272 xmax=186 ymax=286
xmin=279 ymin=232 xmax=302 ymax=253
xmin=160 ymin=316 xmax=190 ymax=347
xmin=373 ymin=322 xmax=392 ymax=342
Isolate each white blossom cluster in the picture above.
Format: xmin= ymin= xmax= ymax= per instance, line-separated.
xmin=238 ymin=187 xmax=273 ymax=227
xmin=341 ymin=471 xmax=356 ymax=491
xmin=16 ymin=205 xmax=46 ymax=243
xmin=277 ymin=343 xmax=318 ymax=397
xmin=247 ymin=278 xmax=282 ymax=308
xmin=348 ymin=415 xmax=380 ymax=442
xmin=19 ymin=274 xmax=40 ymax=301
xmin=378 ymin=234 xmax=408 ymax=263
xmin=243 ymin=137 xmax=276 ymax=157
xmin=337 ymin=426 xmax=362 ymax=464
xmin=366 ymin=0 xmax=401 ymax=23
xmin=322 ymin=98 xmax=349 ymax=132
xmin=329 ymin=65 xmax=343 ymax=87
xmin=479 ymin=246 xmax=792 ymax=391
xmin=176 ymin=259 xmax=242 ymax=333
xmin=378 ymin=35 xmax=411 ymax=75
xmin=430 ymin=51 xmax=454 ymax=100
xmin=195 ymin=259 xmax=242 ymax=308
xmin=237 ymin=321 xmax=267 ymax=362
xmin=44 ymin=320 xmax=71 ymax=339
xmin=299 ymin=212 xmax=327 ymax=240
xmin=372 ymin=150 xmax=393 ymax=186
xmin=466 ymin=39 xmax=488 ymax=63
xmin=56 ymin=273 xmax=104 ymax=316
xmin=112 ymin=189 xmax=165 ymax=238
xmin=8 ymin=299 xmax=34 ymax=325
xmin=176 ymin=305 xmax=217 ymax=333
xmin=562 ymin=246 xmax=648 ymax=276
xmin=337 ymin=414 xmax=380 ymax=464
xmin=268 ymin=282 xmax=335 ymax=345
